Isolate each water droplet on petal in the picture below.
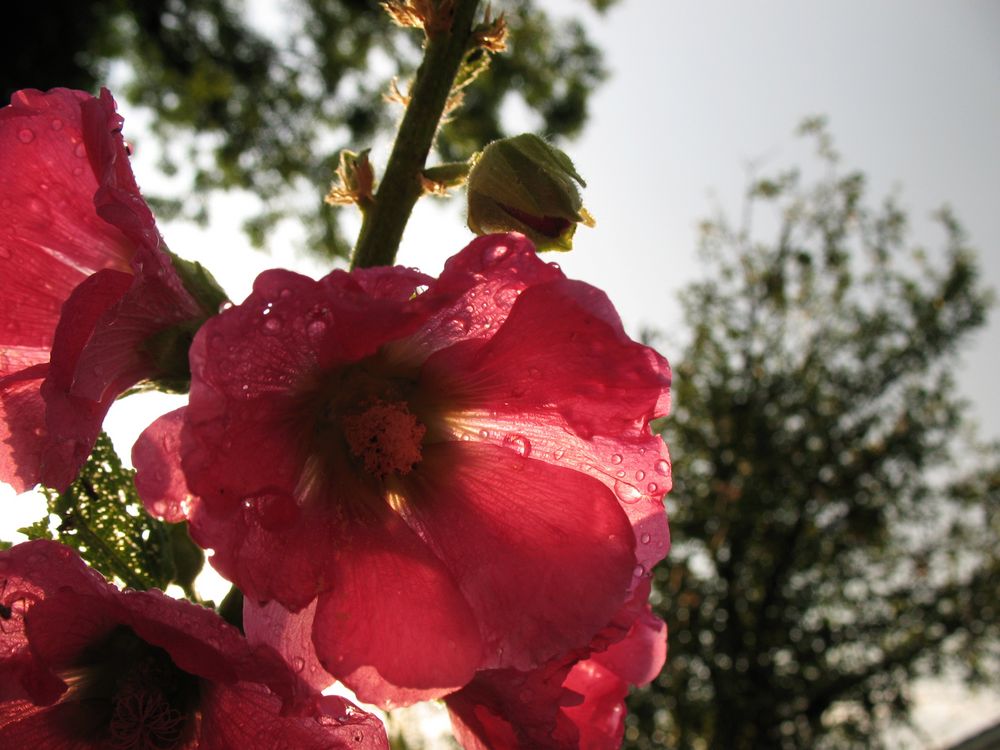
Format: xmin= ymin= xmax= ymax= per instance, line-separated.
xmin=614 ymin=479 xmax=642 ymax=504
xmin=502 ymin=433 xmax=531 ymax=457
xmin=640 ymin=532 xmax=651 ymax=544
xmin=50 ymin=118 xmax=63 ymax=131
xmin=73 ymin=142 xmax=86 ymax=158
xmin=633 ymin=564 xmax=645 ymax=577
xmin=291 ymin=656 xmax=305 ymax=673
xmin=611 ymin=454 xmax=623 ymax=465
xmin=553 ymin=448 xmax=565 ymax=460
xmin=17 ymin=128 xmax=35 ymax=144
xmin=655 ymin=459 xmax=670 ymax=476
xmin=616 ymin=470 xmax=626 ymax=478
xmin=635 ymin=470 xmax=645 ymax=481
xmin=218 ymin=301 xmax=233 ymax=313
xmin=263 ymin=317 xmax=281 ymax=333
xmin=485 ymin=244 xmax=509 ymax=263
xmin=647 ymin=482 xmax=658 ymax=493
xmin=242 ymin=491 xmax=298 ymax=530
xmin=479 ymin=429 xmax=489 ymax=439
xmin=307 ymin=319 xmax=327 ymax=339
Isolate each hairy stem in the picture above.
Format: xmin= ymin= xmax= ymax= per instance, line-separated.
xmin=350 ymin=0 xmax=481 ymax=270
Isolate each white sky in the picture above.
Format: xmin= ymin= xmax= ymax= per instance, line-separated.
xmin=2 ymin=0 xmax=998 ymax=746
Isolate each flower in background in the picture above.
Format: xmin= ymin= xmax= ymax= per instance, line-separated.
xmin=444 ymin=582 xmax=667 ymax=749
xmin=0 ymin=88 xmax=211 ymax=493
xmin=0 ymin=540 xmax=388 ymax=749
xmin=134 ymin=233 xmax=671 ymax=707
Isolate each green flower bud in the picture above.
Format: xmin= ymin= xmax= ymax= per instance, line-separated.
xmin=466 ymin=134 xmax=594 ymax=252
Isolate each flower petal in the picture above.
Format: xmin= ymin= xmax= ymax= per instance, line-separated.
xmin=198 ymin=682 xmax=388 ymax=750
xmin=393 ymin=233 xmax=563 ymax=361
xmin=402 ymin=441 xmax=636 ymax=672
xmin=0 ymin=365 xmax=48 ymax=493
xmin=132 ymin=407 xmax=195 ymax=523
xmin=312 ymin=510 xmax=483 ymax=707
xmin=0 ymin=89 xmax=135 ymax=379
xmin=420 ymin=277 xmax=672 ymax=584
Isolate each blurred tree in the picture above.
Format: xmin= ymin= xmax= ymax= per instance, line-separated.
xmin=626 ymin=120 xmax=1000 ymax=749
xmin=1 ymin=0 xmax=612 ymax=258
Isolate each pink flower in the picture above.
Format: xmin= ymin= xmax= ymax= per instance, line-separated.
xmin=0 ymin=88 xmax=206 ymax=492
xmin=134 ymin=234 xmax=671 ymax=707
xmin=444 ymin=582 xmax=667 ymax=750
xmin=0 ymin=540 xmax=388 ymax=749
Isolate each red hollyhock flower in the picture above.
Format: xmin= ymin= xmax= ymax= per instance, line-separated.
xmin=444 ymin=582 xmax=667 ymax=749
xmin=0 ymin=88 xmax=206 ymax=492
xmin=0 ymin=539 xmax=388 ymax=749
xmin=134 ymin=233 xmax=671 ymax=707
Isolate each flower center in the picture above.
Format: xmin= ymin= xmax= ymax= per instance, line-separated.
xmin=56 ymin=626 xmax=199 ymax=750
xmin=342 ymin=398 xmax=426 ymax=478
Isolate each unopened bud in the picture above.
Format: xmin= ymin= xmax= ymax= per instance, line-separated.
xmin=466 ymin=134 xmax=594 ymax=251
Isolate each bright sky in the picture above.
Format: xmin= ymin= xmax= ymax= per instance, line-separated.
xmin=2 ymin=1 xmax=998 ymax=746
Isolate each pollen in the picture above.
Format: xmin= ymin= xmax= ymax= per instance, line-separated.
xmin=342 ymin=399 xmax=426 ymax=478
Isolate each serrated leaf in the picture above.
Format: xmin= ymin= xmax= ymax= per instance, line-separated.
xmin=19 ymin=432 xmax=177 ymax=591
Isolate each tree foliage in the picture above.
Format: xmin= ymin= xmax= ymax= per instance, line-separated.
xmin=626 ymin=121 xmax=1000 ymax=749
xmin=2 ymin=0 xmax=613 ymax=258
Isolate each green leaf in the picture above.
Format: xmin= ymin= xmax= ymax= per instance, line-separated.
xmin=19 ymin=432 xmax=178 ymax=591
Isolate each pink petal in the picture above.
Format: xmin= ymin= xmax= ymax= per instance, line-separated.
xmin=0 ymin=365 xmax=48 ymax=492
xmin=393 ymin=233 xmax=563 ymax=360
xmin=401 ymin=441 xmax=636 ymax=672
xmin=198 ymin=682 xmax=388 ymax=750
xmin=0 ymin=700 xmax=99 ymax=749
xmin=419 ymin=277 xmax=672 ymax=585
xmin=243 ymin=599 xmax=336 ymax=694
xmin=132 ymin=408 xmax=195 ymax=523
xmin=312 ymin=510 xmax=483 ymax=707
xmin=0 ymin=89 xmax=135 ymax=379
xmin=558 ymin=660 xmax=629 ymax=750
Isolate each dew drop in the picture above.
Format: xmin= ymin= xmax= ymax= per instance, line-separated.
xmin=218 ymin=301 xmax=233 ymax=313
xmin=73 ymin=142 xmax=86 ymax=158
xmin=263 ymin=317 xmax=281 ymax=333
xmin=17 ymin=128 xmax=35 ymax=144
xmin=616 ymin=470 xmax=626 ymax=478
xmin=502 ymin=433 xmax=531 ymax=457
xmin=479 ymin=429 xmax=489 ymax=439
xmin=50 ymin=118 xmax=63 ymax=131
xmin=291 ymin=656 xmax=305 ymax=673
xmin=655 ymin=459 xmax=670 ymax=476
xmin=279 ymin=288 xmax=292 ymax=298
xmin=611 ymin=454 xmax=623 ymax=465
xmin=485 ymin=244 xmax=509 ymax=262
xmin=614 ymin=479 xmax=642 ymax=504
xmin=635 ymin=470 xmax=645 ymax=481
xmin=243 ymin=491 xmax=299 ymax=530
xmin=633 ymin=564 xmax=645 ymax=577
xmin=640 ymin=532 xmax=651 ymax=544
xmin=307 ymin=319 xmax=327 ymax=339
xmin=553 ymin=448 xmax=565 ymax=460
xmin=647 ymin=482 xmax=658 ymax=493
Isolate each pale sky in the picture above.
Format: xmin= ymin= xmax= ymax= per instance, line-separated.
xmin=2 ymin=1 xmax=998 ymax=746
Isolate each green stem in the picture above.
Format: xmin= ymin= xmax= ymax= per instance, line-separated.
xmin=350 ymin=0 xmax=482 ymax=270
